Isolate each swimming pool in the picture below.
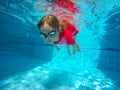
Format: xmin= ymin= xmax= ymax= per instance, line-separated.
xmin=0 ymin=0 xmax=120 ymax=90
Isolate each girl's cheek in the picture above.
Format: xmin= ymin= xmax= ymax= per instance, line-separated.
xmin=44 ymin=38 xmax=48 ymax=42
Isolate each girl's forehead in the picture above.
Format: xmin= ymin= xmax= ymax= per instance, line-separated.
xmin=44 ymin=22 xmax=54 ymax=29
xmin=40 ymin=27 xmax=56 ymax=34
xmin=40 ymin=29 xmax=51 ymax=34
xmin=40 ymin=23 xmax=52 ymax=32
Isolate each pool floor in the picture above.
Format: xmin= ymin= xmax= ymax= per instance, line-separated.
xmin=0 ymin=65 xmax=119 ymax=90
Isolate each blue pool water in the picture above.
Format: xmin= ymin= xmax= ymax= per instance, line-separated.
xmin=0 ymin=0 xmax=120 ymax=90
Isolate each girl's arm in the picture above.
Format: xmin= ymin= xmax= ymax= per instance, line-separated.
xmin=52 ymin=43 xmax=60 ymax=51
xmin=66 ymin=44 xmax=72 ymax=55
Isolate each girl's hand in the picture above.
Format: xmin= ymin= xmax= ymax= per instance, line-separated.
xmin=53 ymin=44 xmax=60 ymax=51
xmin=73 ymin=35 xmax=76 ymax=39
xmin=56 ymin=46 xmax=60 ymax=51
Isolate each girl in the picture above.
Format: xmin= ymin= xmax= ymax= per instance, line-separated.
xmin=37 ymin=14 xmax=80 ymax=55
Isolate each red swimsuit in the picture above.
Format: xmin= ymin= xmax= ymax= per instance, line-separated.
xmin=54 ymin=23 xmax=79 ymax=45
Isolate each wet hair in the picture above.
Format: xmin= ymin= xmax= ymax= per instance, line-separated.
xmin=37 ymin=14 xmax=59 ymax=30
xmin=60 ymin=20 xmax=68 ymax=29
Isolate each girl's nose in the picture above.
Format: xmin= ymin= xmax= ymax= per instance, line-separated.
xmin=45 ymin=37 xmax=51 ymax=42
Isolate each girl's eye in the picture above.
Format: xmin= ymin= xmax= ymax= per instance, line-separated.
xmin=49 ymin=31 xmax=56 ymax=36
xmin=50 ymin=32 xmax=55 ymax=35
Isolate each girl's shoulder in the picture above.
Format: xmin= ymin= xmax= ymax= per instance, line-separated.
xmin=60 ymin=20 xmax=77 ymax=31
xmin=59 ymin=20 xmax=69 ymax=28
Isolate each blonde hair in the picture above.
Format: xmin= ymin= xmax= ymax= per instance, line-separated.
xmin=59 ymin=19 xmax=69 ymax=29
xmin=37 ymin=14 xmax=59 ymax=30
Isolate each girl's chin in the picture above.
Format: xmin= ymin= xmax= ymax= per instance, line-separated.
xmin=47 ymin=41 xmax=54 ymax=44
xmin=47 ymin=39 xmax=58 ymax=44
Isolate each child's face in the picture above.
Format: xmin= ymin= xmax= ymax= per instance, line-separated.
xmin=39 ymin=23 xmax=60 ymax=43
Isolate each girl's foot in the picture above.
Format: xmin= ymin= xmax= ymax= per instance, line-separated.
xmin=76 ymin=47 xmax=81 ymax=52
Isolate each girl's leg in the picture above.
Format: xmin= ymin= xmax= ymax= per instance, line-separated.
xmin=66 ymin=45 xmax=72 ymax=55
xmin=72 ymin=44 xmax=76 ymax=54
xmin=74 ymin=41 xmax=81 ymax=52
